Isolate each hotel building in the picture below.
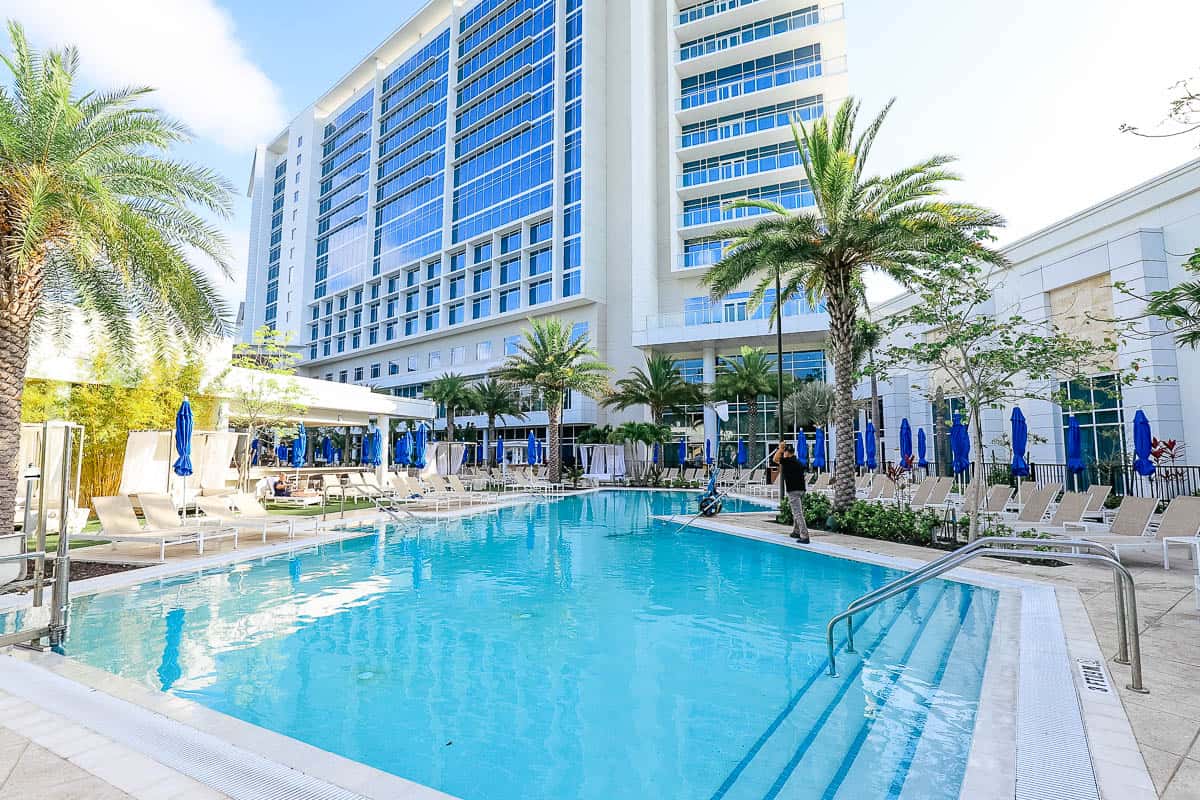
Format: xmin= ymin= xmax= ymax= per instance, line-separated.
xmin=241 ymin=0 xmax=849 ymax=458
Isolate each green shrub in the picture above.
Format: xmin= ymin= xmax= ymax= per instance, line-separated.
xmin=831 ymin=500 xmax=943 ymax=546
xmin=776 ymin=492 xmax=832 ymax=528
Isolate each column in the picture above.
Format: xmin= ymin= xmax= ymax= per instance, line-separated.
xmin=1018 ymin=264 xmax=1061 ymax=464
xmin=376 ymin=416 xmax=390 ymax=486
xmin=702 ymin=345 xmax=717 ymax=454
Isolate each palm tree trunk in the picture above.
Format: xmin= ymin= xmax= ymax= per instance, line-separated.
xmin=969 ymin=411 xmax=986 ymax=542
xmin=0 ymin=304 xmax=35 ymax=535
xmin=747 ymin=402 xmax=759 ymax=470
xmin=828 ymin=290 xmax=858 ymax=512
xmin=487 ymin=416 xmax=496 ymax=467
xmin=445 ymin=411 xmax=456 ymax=445
xmin=548 ymin=404 xmax=562 ymax=482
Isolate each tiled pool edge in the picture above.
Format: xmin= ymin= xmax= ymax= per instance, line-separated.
xmin=677 ymin=514 xmax=1157 ymax=800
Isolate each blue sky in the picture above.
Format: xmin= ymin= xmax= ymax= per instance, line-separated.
xmin=4 ymin=0 xmax=1199 ymax=306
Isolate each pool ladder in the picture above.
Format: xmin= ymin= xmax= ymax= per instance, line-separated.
xmin=824 ymin=536 xmax=1148 ymax=693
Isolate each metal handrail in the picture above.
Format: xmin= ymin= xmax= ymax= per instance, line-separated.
xmin=824 ymin=537 xmax=1148 ymax=693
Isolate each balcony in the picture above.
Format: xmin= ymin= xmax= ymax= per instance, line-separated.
xmin=675 ymin=56 xmax=846 ymax=125
xmin=679 ymin=189 xmax=815 ymax=237
xmin=674 ymin=5 xmax=842 ymax=78
xmin=633 ymin=302 xmax=829 ymax=350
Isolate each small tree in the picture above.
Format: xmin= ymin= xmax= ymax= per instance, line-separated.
xmin=498 ymin=318 xmax=610 ymax=482
xmin=424 ymin=373 xmax=476 ymax=444
xmin=711 ymin=346 xmax=775 ymax=465
xmin=223 ymin=327 xmax=309 ymax=489
xmin=602 ymin=351 xmax=703 ymax=425
xmin=873 ymin=255 xmax=1124 ymax=542
xmin=783 ymin=381 xmax=835 ymax=432
xmin=469 ymin=377 xmax=526 ymax=466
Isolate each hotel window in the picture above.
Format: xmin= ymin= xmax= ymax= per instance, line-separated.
xmin=370 ymin=283 xmax=380 ymax=299
xmin=1059 ymin=374 xmax=1126 ymax=483
xmin=405 ymin=316 xmax=418 ymax=336
xmin=297 ymin=135 xmax=303 ymax=147
xmin=472 ymin=296 xmax=491 ymax=320
xmin=528 ymin=279 xmax=551 ymax=306
xmin=407 ymin=355 xmax=417 ymax=372
xmin=370 ymin=363 xmax=380 ymax=379
xmin=338 ymin=370 xmax=347 ymax=383
xmin=530 ymin=219 xmax=552 ymax=244
xmin=450 ymin=346 xmax=465 ymax=365
xmin=426 ymin=261 xmax=441 ymax=281
xmin=528 ymin=248 xmax=552 ymax=277
xmin=354 ymin=367 xmax=364 ymax=382
xmin=368 ymin=327 xmax=378 ymax=345
xmin=339 ymin=295 xmax=348 ymax=310
xmin=474 ymin=242 xmax=492 ymax=263
xmin=500 ymin=258 xmax=520 ymax=284
xmin=351 ymin=332 xmax=361 ymax=349
xmin=499 ymin=287 xmax=520 ymax=313
xmin=448 ymin=302 xmax=465 ymax=326
xmin=425 ymin=310 xmax=440 ymax=331
xmin=389 ymin=361 xmax=400 ymax=376
xmin=476 ymin=340 xmax=492 ymax=361
xmin=386 ymin=298 xmax=397 ymax=318
xmin=386 ymin=322 xmax=396 ymax=340
xmin=425 ymin=285 xmax=440 ymax=306
xmin=504 ymin=335 xmax=520 ymax=356
xmin=449 ymin=275 xmax=465 ymax=300
xmin=353 ymin=289 xmax=363 ymax=305
xmin=473 ymin=266 xmax=492 ymax=293
xmin=352 ymin=310 xmax=361 ymax=328
xmin=336 ymin=336 xmax=345 ymax=353
xmin=429 ymin=351 xmax=441 ymax=369
xmin=500 ymin=231 xmax=521 ymax=254
xmin=570 ymin=322 xmax=588 ymax=343
xmin=406 ymin=291 xmax=419 ymax=313
xmin=406 ymin=268 xmax=419 ymax=287
xmin=388 ymin=276 xmax=399 ymax=293
xmin=450 ymin=252 xmax=466 ymax=272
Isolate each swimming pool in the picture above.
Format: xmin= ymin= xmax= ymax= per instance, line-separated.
xmin=56 ymin=491 xmax=996 ymax=799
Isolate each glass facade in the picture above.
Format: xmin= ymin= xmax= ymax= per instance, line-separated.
xmin=302 ymin=0 xmax=586 ymax=368
xmin=264 ymin=160 xmax=286 ymax=326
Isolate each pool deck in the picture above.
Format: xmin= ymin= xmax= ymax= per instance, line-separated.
xmin=0 ymin=493 xmax=1196 ymax=799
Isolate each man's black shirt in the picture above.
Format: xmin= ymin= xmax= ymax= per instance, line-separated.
xmin=779 ymin=455 xmax=806 ymax=493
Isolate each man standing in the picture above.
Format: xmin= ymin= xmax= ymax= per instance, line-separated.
xmin=773 ymin=442 xmax=809 ymax=543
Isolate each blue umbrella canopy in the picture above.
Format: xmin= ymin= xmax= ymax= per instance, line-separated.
xmin=275 ymin=443 xmax=288 ymax=462
xmin=528 ymin=431 xmax=537 ymax=465
xmin=476 ymin=442 xmax=484 ymax=464
xmin=1132 ymin=410 xmax=1155 ymax=477
xmin=705 ymin=439 xmax=713 ymax=465
xmin=172 ymin=399 xmax=193 ymax=477
xmin=951 ymin=413 xmax=971 ymax=474
xmin=359 ymin=430 xmax=372 ymax=466
xmin=322 ymin=435 xmax=333 ymax=463
xmin=396 ymin=432 xmax=412 ymax=466
xmin=292 ymin=423 xmax=307 ymax=469
xmin=250 ymin=437 xmax=259 ymax=466
xmin=916 ymin=428 xmax=927 ymax=468
xmin=1010 ymin=407 xmax=1030 ymax=477
xmin=652 ymin=443 xmax=659 ymax=465
xmin=796 ymin=432 xmax=808 ymax=466
xmin=371 ymin=428 xmax=385 ymax=466
xmin=899 ymin=418 xmax=913 ymax=465
xmin=495 ymin=434 xmax=504 ymax=466
xmin=812 ymin=428 xmax=826 ymax=469
xmin=1065 ymin=415 xmax=1085 ymax=474
xmin=678 ymin=438 xmax=687 ymax=465
xmin=736 ymin=438 xmax=747 ymax=467
xmin=865 ymin=421 xmax=878 ymax=470
xmin=854 ymin=432 xmax=865 ymax=467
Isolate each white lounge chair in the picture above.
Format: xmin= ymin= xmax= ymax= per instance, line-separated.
xmin=1066 ymin=496 xmax=1161 ymax=561
xmin=82 ymin=496 xmax=201 ymax=561
xmin=138 ymin=493 xmax=238 ymax=554
xmin=1086 ymin=496 xmax=1198 ymax=563
xmin=1010 ymin=491 xmax=1090 ymax=533
xmin=195 ymin=495 xmax=295 ymax=543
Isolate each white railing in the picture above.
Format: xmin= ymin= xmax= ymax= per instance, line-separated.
xmin=674 ymin=56 xmax=846 ymax=113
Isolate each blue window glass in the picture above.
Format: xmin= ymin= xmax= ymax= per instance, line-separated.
xmin=449 ymin=275 xmax=465 ymax=300
xmin=499 ymin=287 xmax=520 ymax=313
xmin=528 ymin=248 xmax=552 ymax=277
xmin=500 ymin=258 xmax=520 ymax=284
xmin=562 ymin=270 xmax=581 ymax=297
xmin=473 ymin=267 xmax=492 ymax=293
xmin=406 ymin=291 xmax=419 ymax=313
xmin=474 ymin=242 xmax=492 ymax=263
xmin=500 ymin=231 xmax=521 ymax=254
xmin=504 ymin=334 xmax=520 ymax=356
xmin=405 ymin=316 xmax=418 ymax=336
xmin=448 ymin=303 xmax=465 ymax=325
xmin=425 ymin=310 xmax=440 ymax=331
xmin=528 ymin=279 xmax=551 ymax=306
xmin=472 ymin=296 xmax=491 ymax=320
xmin=450 ymin=252 xmax=466 ymax=271
xmin=530 ymin=219 xmax=552 ymax=244
xmin=425 ymin=285 xmax=440 ymax=306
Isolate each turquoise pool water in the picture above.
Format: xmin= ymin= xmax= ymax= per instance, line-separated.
xmin=56 ymin=491 xmax=996 ymax=799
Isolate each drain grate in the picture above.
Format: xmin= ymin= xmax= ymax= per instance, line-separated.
xmin=1076 ymin=658 xmax=1112 ymax=695
xmin=1015 ymin=588 xmax=1100 ymax=800
xmin=0 ymin=656 xmax=373 ymax=800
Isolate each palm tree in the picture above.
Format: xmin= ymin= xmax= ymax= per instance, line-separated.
xmin=711 ymin=346 xmax=775 ymax=465
xmin=602 ymin=351 xmax=703 ymax=424
xmin=702 ymin=98 xmax=1004 ymax=510
xmin=424 ymin=373 xmax=475 ymax=443
xmin=469 ymin=376 xmax=526 ymax=465
xmin=498 ymin=318 xmax=610 ymax=481
xmin=850 ymin=319 xmax=884 ymax=470
xmin=783 ymin=381 xmax=835 ymax=432
xmin=0 ymin=23 xmax=232 ymax=532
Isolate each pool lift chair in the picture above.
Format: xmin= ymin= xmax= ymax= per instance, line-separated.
xmin=1 ymin=421 xmax=85 ymax=650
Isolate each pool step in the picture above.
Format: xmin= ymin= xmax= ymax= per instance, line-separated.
xmin=710 ymin=581 xmax=954 ymax=800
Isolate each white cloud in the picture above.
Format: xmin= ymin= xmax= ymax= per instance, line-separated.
xmin=3 ymin=0 xmax=285 ymax=151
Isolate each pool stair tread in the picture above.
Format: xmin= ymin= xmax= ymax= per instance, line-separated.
xmin=821 ymin=583 xmax=987 ymax=800
xmin=767 ymin=582 xmax=961 ymax=800
xmin=709 ymin=580 xmax=959 ymax=800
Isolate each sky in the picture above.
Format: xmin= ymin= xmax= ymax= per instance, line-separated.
xmin=3 ymin=0 xmax=1198 ymax=308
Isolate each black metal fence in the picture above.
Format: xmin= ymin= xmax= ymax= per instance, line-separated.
xmin=915 ymin=460 xmax=1200 ymax=502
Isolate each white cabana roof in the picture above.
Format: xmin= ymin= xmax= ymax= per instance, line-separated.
xmin=220 ymin=367 xmax=435 ymax=427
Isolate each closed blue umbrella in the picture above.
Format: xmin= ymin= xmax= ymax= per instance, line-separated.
xmin=413 ymin=426 xmax=428 ymax=470
xmin=396 ymin=432 xmax=412 ymax=466
xmin=736 ymin=438 xmax=747 ymax=467
xmin=917 ymin=428 xmax=928 ymax=468
xmin=172 ymin=399 xmax=193 ymax=478
xmin=678 ymin=438 xmax=687 ymax=466
xmin=1010 ymin=407 xmax=1030 ymax=477
xmin=812 ymin=428 xmax=826 ymax=470
xmin=475 ymin=442 xmax=484 ymax=465
xmin=173 ymin=399 xmax=193 ymax=518
xmin=1065 ymin=415 xmax=1085 ymax=474
xmin=899 ymin=418 xmax=913 ymax=466
xmin=865 ymin=421 xmax=878 ymax=470
xmin=1133 ymin=410 xmax=1155 ymax=477
xmin=292 ymin=423 xmax=307 ymax=469
xmin=275 ymin=443 xmax=288 ymax=463
xmin=250 ymin=437 xmax=259 ymax=466
xmin=321 ymin=435 xmax=333 ymax=464
xmin=705 ymin=438 xmax=713 ymax=465
xmin=796 ymin=432 xmax=808 ymax=466
xmin=528 ymin=431 xmax=537 ymax=466
xmin=652 ymin=443 xmax=659 ymax=465
xmin=359 ymin=430 xmax=372 ymax=466
xmin=495 ymin=434 xmax=504 ymax=465
xmin=371 ymin=428 xmax=385 ymax=467
xmin=854 ymin=432 xmax=865 ymax=468
xmin=951 ymin=413 xmax=971 ymax=474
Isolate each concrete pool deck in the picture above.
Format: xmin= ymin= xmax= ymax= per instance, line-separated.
xmin=0 ymin=494 xmax=1195 ymax=798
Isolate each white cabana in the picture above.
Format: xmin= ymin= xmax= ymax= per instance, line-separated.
xmin=118 ymin=429 xmax=240 ymax=503
xmin=428 ymin=442 xmax=469 ymax=475
xmin=578 ymin=444 xmax=625 ymax=485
